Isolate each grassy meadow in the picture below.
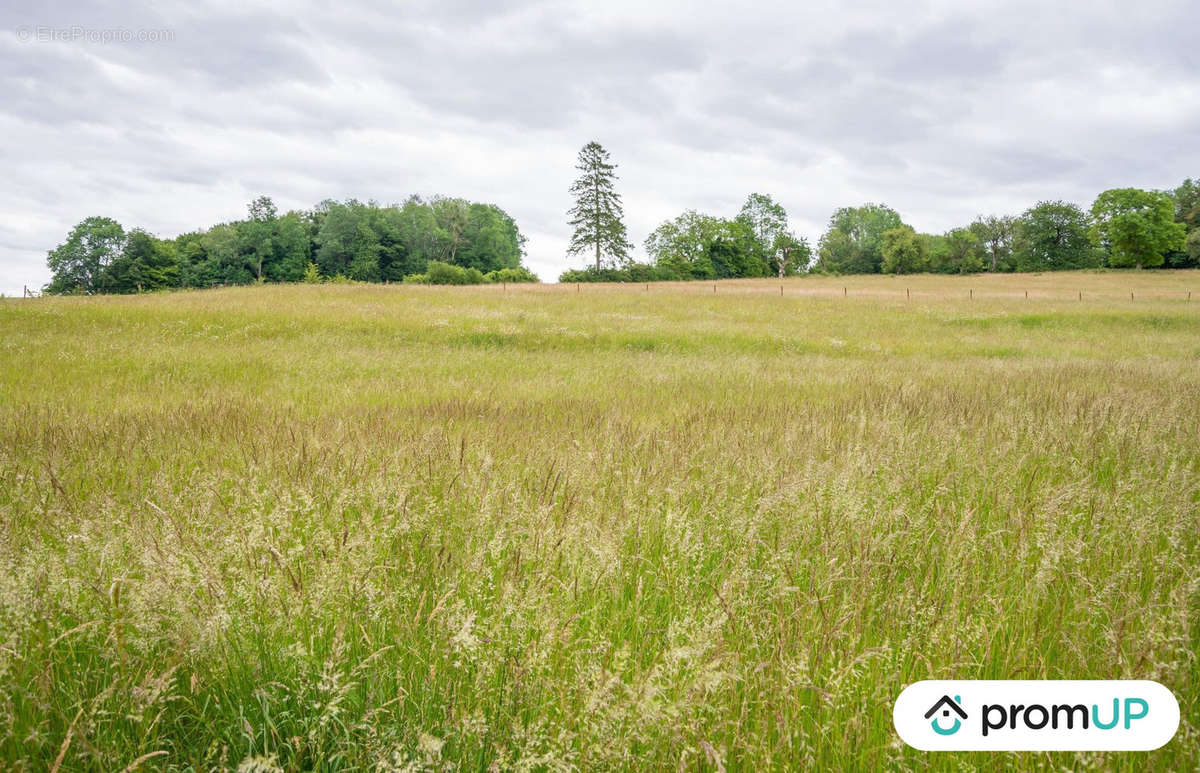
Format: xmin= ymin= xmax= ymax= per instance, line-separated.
xmin=1 ymin=271 xmax=1198 ymax=771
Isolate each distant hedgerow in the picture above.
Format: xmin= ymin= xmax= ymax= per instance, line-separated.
xmin=559 ymin=263 xmax=683 ymax=283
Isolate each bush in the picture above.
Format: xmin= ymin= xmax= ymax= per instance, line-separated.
xmin=558 ymin=263 xmax=683 ymax=283
xmin=412 ymin=261 xmax=487 ymax=285
xmin=484 ymin=267 xmax=540 ymax=283
xmin=404 ymin=262 xmax=540 ymax=286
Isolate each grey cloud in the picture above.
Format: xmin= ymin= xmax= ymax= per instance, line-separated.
xmin=1 ymin=0 xmax=1198 ymax=294
xmin=366 ymin=24 xmax=706 ymax=130
xmin=165 ymin=20 xmax=329 ymax=91
xmin=881 ymin=22 xmax=1008 ymax=82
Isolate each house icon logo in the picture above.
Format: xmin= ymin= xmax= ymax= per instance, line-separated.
xmin=924 ymin=694 xmax=967 ymax=735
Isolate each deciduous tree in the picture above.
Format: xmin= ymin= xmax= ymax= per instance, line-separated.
xmin=45 ymin=216 xmax=126 ymax=294
xmin=737 ymin=193 xmax=791 ymax=275
xmin=881 ymin=226 xmax=927 ymax=274
xmin=242 ymin=196 xmax=278 ymax=281
xmin=644 ymin=211 xmax=725 ymax=278
xmin=98 ymin=229 xmax=178 ymax=293
xmin=930 ymin=227 xmax=984 ymax=274
xmin=815 ymin=204 xmax=904 ymax=274
xmin=772 ymin=232 xmax=811 ymax=278
xmin=1169 ymin=178 xmax=1200 ymax=267
xmin=1012 ymin=201 xmax=1099 ymax=271
xmin=969 ymin=215 xmax=1015 ymax=272
xmin=1091 ymin=188 xmax=1186 ymax=269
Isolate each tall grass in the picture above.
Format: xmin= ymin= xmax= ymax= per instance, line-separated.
xmin=1 ymin=271 xmax=1197 ymax=771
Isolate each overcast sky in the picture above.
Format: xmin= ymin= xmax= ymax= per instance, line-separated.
xmin=2 ymin=0 xmax=1198 ymax=292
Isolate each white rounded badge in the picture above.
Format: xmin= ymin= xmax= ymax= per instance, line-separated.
xmin=894 ymin=680 xmax=1179 ymax=751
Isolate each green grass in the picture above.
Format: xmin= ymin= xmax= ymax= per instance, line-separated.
xmin=1 ymin=271 xmax=1198 ymax=771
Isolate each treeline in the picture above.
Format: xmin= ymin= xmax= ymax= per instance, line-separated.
xmin=560 ymin=177 xmax=1200 ymax=281
xmin=562 ymin=193 xmax=811 ymax=282
xmin=44 ymin=196 xmax=537 ymax=294
xmin=814 ymin=182 xmax=1198 ymax=275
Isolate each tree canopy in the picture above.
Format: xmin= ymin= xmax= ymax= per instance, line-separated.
xmin=644 ymin=210 xmax=730 ymax=279
xmin=969 ymin=215 xmax=1015 ymax=272
xmin=1012 ymin=201 xmax=1100 ymax=271
xmin=881 ymin=226 xmax=927 ymax=274
xmin=45 ymin=216 xmax=126 ymax=295
xmin=927 ymin=227 xmax=985 ymax=274
xmin=1091 ymin=188 xmax=1186 ymax=269
xmin=45 ymin=195 xmax=533 ymax=294
xmin=44 ymin=174 xmax=1200 ymax=294
xmin=814 ymin=204 xmax=904 ymax=274
xmin=1169 ymin=178 xmax=1200 ymax=268
xmin=636 ymin=193 xmax=807 ymax=281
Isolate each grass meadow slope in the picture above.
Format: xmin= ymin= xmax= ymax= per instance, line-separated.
xmin=1 ymin=271 xmax=1198 ymax=771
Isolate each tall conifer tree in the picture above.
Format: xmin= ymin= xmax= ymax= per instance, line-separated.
xmin=567 ymin=142 xmax=633 ymax=270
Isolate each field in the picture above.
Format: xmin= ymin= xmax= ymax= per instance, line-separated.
xmin=1 ymin=271 xmax=1198 ymax=771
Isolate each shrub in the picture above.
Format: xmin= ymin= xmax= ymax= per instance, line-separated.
xmin=405 ymin=262 xmax=540 ymax=285
xmin=416 ymin=261 xmax=487 ymax=285
xmin=558 ymin=263 xmax=683 ymax=283
xmin=484 ymin=267 xmax=540 ymax=283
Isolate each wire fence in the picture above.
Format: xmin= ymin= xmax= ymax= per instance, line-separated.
xmin=9 ymin=281 xmax=1196 ymax=304
xmin=543 ymin=281 xmax=1196 ymax=303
